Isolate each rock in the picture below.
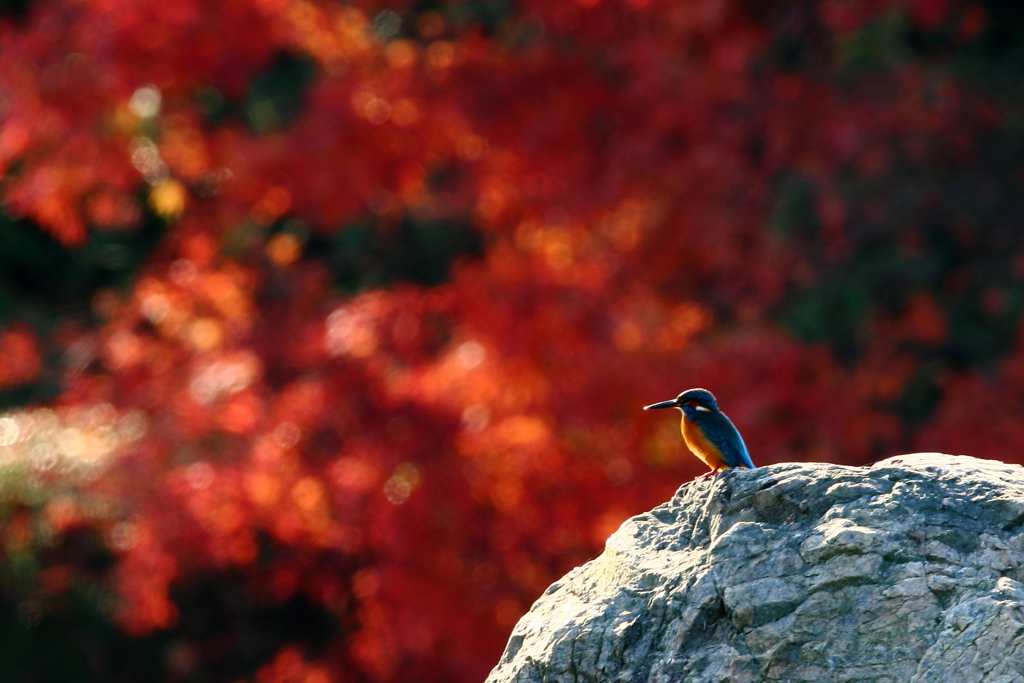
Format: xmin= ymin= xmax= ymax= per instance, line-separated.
xmin=486 ymin=454 xmax=1024 ymax=683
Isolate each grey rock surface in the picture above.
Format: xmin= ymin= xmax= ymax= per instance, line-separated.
xmin=486 ymin=454 xmax=1024 ymax=683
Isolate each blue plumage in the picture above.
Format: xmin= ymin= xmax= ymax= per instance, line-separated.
xmin=680 ymin=402 xmax=754 ymax=469
xmin=644 ymin=387 xmax=755 ymax=475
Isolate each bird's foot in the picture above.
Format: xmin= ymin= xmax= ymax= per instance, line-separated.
xmin=697 ymin=469 xmax=719 ymax=479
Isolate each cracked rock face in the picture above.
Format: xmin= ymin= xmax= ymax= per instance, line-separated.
xmin=486 ymin=454 xmax=1024 ymax=683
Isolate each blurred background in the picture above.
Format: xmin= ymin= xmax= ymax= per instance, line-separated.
xmin=0 ymin=0 xmax=1023 ymax=680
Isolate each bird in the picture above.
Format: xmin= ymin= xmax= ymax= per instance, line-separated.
xmin=644 ymin=388 xmax=755 ymax=477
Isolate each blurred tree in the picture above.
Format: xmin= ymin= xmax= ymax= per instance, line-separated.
xmin=1 ymin=1 xmax=1024 ymax=682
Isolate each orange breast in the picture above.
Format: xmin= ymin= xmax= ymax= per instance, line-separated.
xmin=681 ymin=417 xmax=728 ymax=471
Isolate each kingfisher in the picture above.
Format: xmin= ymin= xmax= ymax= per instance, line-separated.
xmin=644 ymin=388 xmax=755 ymax=477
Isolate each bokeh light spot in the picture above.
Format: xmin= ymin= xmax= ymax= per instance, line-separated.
xmin=252 ymin=186 xmax=291 ymax=226
xmin=0 ymin=418 xmax=19 ymax=446
xmin=364 ymin=98 xmax=391 ymax=125
xmin=128 ymin=85 xmax=161 ymax=118
xmin=130 ymin=137 xmax=168 ymax=183
xmin=186 ymin=462 xmax=215 ymax=490
xmin=110 ymin=521 xmax=140 ymax=551
xmin=383 ymin=463 xmax=419 ymax=504
xmin=273 ymin=421 xmax=301 ymax=449
xmin=150 ymin=179 xmax=187 ymax=219
xmin=386 ymin=40 xmax=418 ymax=69
xmin=189 ymin=354 xmax=261 ymax=404
xmin=461 ymin=404 xmax=490 ymax=433
xmin=325 ymin=306 xmax=379 ymax=358
xmin=331 ymin=457 xmax=378 ymax=491
xmin=426 ymin=41 xmax=455 ymax=69
xmin=188 ymin=318 xmax=223 ymax=351
xmin=169 ymin=259 xmax=197 ymax=286
xmin=267 ymin=233 xmax=302 ymax=266
xmin=292 ymin=477 xmax=325 ymax=512
xmin=0 ymin=404 xmax=144 ymax=485
xmin=455 ymin=341 xmax=485 ymax=370
xmin=140 ymin=292 xmax=170 ymax=323
xmin=373 ymin=10 xmax=401 ymax=39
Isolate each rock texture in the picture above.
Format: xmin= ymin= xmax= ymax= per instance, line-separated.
xmin=486 ymin=454 xmax=1024 ymax=683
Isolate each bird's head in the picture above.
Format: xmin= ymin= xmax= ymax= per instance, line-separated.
xmin=643 ymin=388 xmax=719 ymax=416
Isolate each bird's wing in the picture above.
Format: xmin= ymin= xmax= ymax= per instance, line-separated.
xmin=705 ymin=413 xmax=755 ymax=469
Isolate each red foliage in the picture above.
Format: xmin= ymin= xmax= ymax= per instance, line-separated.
xmin=0 ymin=0 xmax=1017 ymax=681
xmin=0 ymin=324 xmax=42 ymax=387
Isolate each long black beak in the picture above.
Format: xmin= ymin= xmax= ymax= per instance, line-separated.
xmin=643 ymin=399 xmax=679 ymax=410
